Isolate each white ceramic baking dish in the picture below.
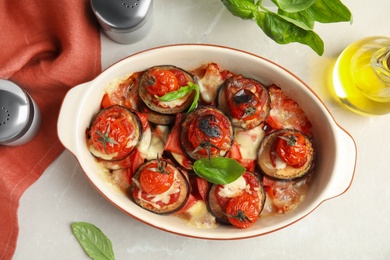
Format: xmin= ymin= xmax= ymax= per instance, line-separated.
xmin=57 ymin=44 xmax=356 ymax=239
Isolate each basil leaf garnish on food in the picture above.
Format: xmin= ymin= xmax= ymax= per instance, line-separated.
xmin=156 ymin=82 xmax=200 ymax=113
xmin=71 ymin=222 xmax=115 ymax=260
xmin=193 ymin=157 xmax=246 ymax=185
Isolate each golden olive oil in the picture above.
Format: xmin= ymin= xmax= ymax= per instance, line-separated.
xmin=332 ymin=36 xmax=390 ymax=115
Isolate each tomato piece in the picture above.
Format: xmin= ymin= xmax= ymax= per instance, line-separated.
xmin=101 ymin=93 xmax=113 ymax=108
xmin=128 ymin=149 xmax=145 ymax=182
xmin=196 ymin=177 xmax=209 ymax=202
xmin=226 ymin=192 xmax=260 ymax=229
xmin=265 ymin=85 xmax=312 ymax=136
xmin=164 ymin=113 xmax=185 ymax=155
xmin=139 ymin=160 xmax=174 ymax=195
xmin=170 ymin=69 xmax=191 ymax=86
xmin=214 ymin=185 xmax=231 ymax=211
xmin=174 ymin=194 xmax=198 ymax=215
xmin=227 ymin=140 xmax=256 ymax=172
xmin=276 ymin=132 xmax=308 ymax=167
xmin=181 ymin=107 xmax=233 ymax=160
xmin=88 ymin=106 xmax=141 ymax=160
xmin=145 ymin=69 xmax=180 ymax=97
xmin=188 ymin=176 xmax=209 ymax=202
xmin=133 ymin=111 xmax=149 ymax=131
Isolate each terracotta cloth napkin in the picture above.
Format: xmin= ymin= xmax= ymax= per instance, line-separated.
xmin=0 ymin=0 xmax=101 ymax=258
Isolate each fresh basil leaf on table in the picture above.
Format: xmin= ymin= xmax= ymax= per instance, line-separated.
xmin=221 ymin=0 xmax=352 ymax=55
xmin=71 ymin=222 xmax=115 ymax=260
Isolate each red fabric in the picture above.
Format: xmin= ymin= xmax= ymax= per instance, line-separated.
xmin=0 ymin=1 xmax=101 ymax=259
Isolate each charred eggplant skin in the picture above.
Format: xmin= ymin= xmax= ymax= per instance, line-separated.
xmin=207 ymin=171 xmax=266 ymax=225
xmin=87 ymin=105 xmax=142 ymax=161
xmin=129 ymin=159 xmax=190 ymax=215
xmin=217 ymin=76 xmax=270 ymax=130
xmin=138 ymin=65 xmax=196 ymax=115
xmin=257 ymin=129 xmax=315 ymax=180
xmin=180 ymin=106 xmax=234 ymax=161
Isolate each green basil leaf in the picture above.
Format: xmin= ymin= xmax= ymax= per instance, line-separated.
xmin=186 ymin=82 xmax=200 ymax=113
xmin=71 ymin=222 xmax=115 ymax=260
xmin=156 ymin=85 xmax=192 ymax=101
xmin=221 ymin=0 xmax=257 ymax=19
xmin=256 ymin=11 xmax=324 ymax=55
xmin=193 ymin=157 xmax=246 ymax=185
xmin=272 ymin=0 xmax=316 ymax=12
xmin=156 ymin=82 xmax=199 ymax=114
xmin=278 ymin=9 xmax=315 ymax=29
xmin=307 ymin=0 xmax=352 ymax=23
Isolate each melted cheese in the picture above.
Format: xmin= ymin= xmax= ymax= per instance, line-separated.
xmin=145 ymin=126 xmax=169 ymax=160
xmin=234 ymin=124 xmax=265 ymax=160
xmin=266 ymin=151 xmax=287 ymax=170
xmin=133 ymin=171 xmax=180 ymax=209
xmin=217 ymin=176 xmax=250 ymax=198
xmin=198 ymin=68 xmax=224 ymax=103
xmin=184 ymin=200 xmax=217 ymax=228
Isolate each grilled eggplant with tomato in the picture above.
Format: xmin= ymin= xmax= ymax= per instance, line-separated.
xmin=180 ymin=106 xmax=234 ymax=161
xmin=138 ymin=65 xmax=196 ymax=117
xmin=207 ymin=171 xmax=266 ymax=226
xmin=86 ymin=105 xmax=142 ymax=161
xmin=257 ymin=129 xmax=315 ymax=180
xmin=129 ymin=158 xmax=190 ymax=215
xmin=217 ymin=76 xmax=270 ymax=130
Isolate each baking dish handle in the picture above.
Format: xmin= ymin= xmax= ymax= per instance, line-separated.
xmin=324 ymin=126 xmax=357 ymax=199
xmin=57 ymin=82 xmax=90 ymax=154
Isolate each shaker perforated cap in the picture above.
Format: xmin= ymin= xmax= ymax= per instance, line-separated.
xmin=91 ymin=0 xmax=153 ymax=33
xmin=0 ymin=80 xmax=34 ymax=144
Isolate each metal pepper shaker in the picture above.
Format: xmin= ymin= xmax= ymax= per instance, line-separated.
xmin=0 ymin=79 xmax=41 ymax=146
xmin=91 ymin=0 xmax=153 ymax=44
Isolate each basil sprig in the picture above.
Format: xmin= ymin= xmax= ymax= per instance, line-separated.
xmin=193 ymin=157 xmax=246 ymax=185
xmin=71 ymin=222 xmax=115 ymax=260
xmin=156 ymin=82 xmax=200 ymax=113
xmin=221 ymin=0 xmax=352 ymax=55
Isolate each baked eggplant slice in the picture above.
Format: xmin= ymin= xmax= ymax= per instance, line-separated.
xmin=87 ymin=105 xmax=142 ymax=161
xmin=138 ymin=101 xmax=176 ymax=125
xmin=138 ymin=65 xmax=196 ymax=115
xmin=180 ymin=106 xmax=234 ymax=161
xmin=207 ymin=171 xmax=266 ymax=225
xmin=257 ymin=129 xmax=315 ymax=180
xmin=217 ymin=75 xmax=270 ymax=130
xmin=129 ymin=158 xmax=190 ymax=215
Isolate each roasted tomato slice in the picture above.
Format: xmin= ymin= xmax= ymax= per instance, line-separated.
xmin=217 ymin=76 xmax=270 ymax=129
xmin=180 ymin=106 xmax=234 ymax=160
xmin=276 ymin=132 xmax=308 ymax=167
xmin=265 ymin=85 xmax=312 ymax=136
xmin=145 ymin=69 xmax=180 ymax=97
xmin=138 ymin=65 xmax=196 ymax=114
xmin=87 ymin=105 xmax=142 ymax=161
xmin=258 ymin=129 xmax=315 ymax=180
xmin=207 ymin=171 xmax=265 ymax=225
xmin=130 ymin=159 xmax=190 ymax=215
xmin=139 ymin=159 xmax=175 ymax=195
xmin=226 ymin=192 xmax=260 ymax=229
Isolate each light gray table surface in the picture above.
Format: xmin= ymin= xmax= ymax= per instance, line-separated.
xmin=15 ymin=0 xmax=390 ymax=259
